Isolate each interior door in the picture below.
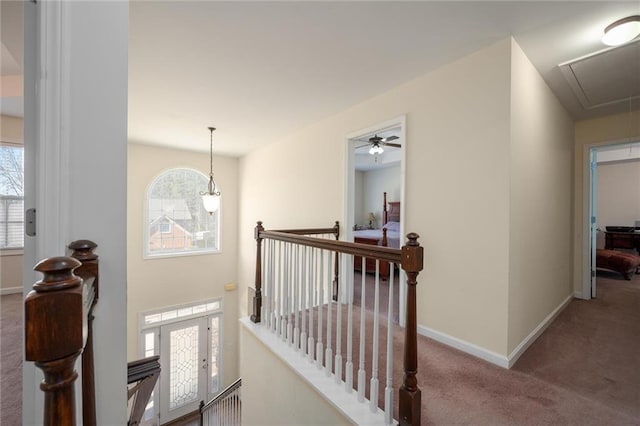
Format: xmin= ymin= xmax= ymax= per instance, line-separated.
xmin=159 ymin=317 xmax=208 ymax=423
xmin=589 ymin=148 xmax=598 ymax=298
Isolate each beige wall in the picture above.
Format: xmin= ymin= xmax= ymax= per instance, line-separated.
xmin=240 ymin=326 xmax=352 ymax=426
xmin=507 ymin=41 xmax=574 ymax=353
xmin=1 ymin=115 xmax=23 ymax=292
xmin=238 ymin=39 xmax=514 ymax=355
xmin=127 ymin=143 xmax=239 ymax=385
xmin=574 ymin=111 xmax=640 ymax=295
xmin=596 ymin=160 xmax=640 ymax=230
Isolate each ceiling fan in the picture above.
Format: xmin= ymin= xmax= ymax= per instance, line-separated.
xmin=356 ymin=134 xmax=401 ymax=155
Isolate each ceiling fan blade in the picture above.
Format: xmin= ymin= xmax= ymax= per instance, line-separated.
xmin=382 ymin=135 xmax=399 ymax=142
xmin=383 ymin=142 xmax=402 ymax=148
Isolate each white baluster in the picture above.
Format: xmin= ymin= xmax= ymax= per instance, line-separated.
xmin=276 ymin=241 xmax=282 ymax=336
xmin=300 ymin=246 xmax=308 ymax=357
xmin=316 ymin=250 xmax=324 ymax=369
xmin=325 ymin=249 xmax=333 ymax=377
xmin=370 ymin=260 xmax=380 ymax=412
xmin=345 ymin=254 xmax=354 ymax=393
xmin=385 ymin=264 xmax=395 ymax=425
xmin=357 ymin=256 xmax=366 ymax=402
xmin=308 ymin=247 xmax=315 ymax=363
xmin=293 ymin=245 xmax=300 ymax=351
xmin=283 ymin=243 xmax=289 ymax=342
xmin=334 ymin=252 xmax=343 ymax=385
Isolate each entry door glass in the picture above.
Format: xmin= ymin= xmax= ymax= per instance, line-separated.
xmin=160 ymin=317 xmax=208 ymax=423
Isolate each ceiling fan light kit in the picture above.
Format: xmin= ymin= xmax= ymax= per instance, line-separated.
xmin=369 ymin=145 xmax=384 ymax=155
xmin=602 ymin=15 xmax=640 ymax=46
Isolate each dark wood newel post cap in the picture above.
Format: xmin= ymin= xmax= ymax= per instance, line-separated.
xmin=402 ymin=233 xmax=423 ymax=273
xmin=26 ymin=256 xmax=86 ymax=362
xmin=69 ymin=240 xmax=98 ymax=261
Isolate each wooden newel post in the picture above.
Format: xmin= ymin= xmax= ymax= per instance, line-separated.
xmin=399 ymin=233 xmax=423 ymax=426
xmin=25 ymin=256 xmax=85 ymax=426
xmin=69 ymin=240 xmax=98 ymax=426
xmin=332 ymin=220 xmax=340 ymax=301
xmin=251 ymin=221 xmax=264 ymax=323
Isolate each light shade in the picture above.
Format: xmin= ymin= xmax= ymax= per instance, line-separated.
xmin=369 ymin=145 xmax=384 ymax=155
xmin=202 ymin=193 xmax=220 ymax=213
xmin=602 ymin=15 xmax=640 ymax=46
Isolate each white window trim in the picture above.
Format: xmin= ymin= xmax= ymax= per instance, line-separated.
xmin=143 ymin=167 xmax=221 ymax=259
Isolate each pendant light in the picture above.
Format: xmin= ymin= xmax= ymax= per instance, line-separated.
xmin=201 ymin=127 xmax=221 ymax=214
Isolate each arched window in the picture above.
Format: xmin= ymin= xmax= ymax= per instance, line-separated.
xmin=145 ymin=168 xmax=220 ymax=257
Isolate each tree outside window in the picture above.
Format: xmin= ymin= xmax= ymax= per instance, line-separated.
xmin=146 ymin=168 xmax=220 ymax=257
xmin=0 ymin=144 xmax=24 ymax=249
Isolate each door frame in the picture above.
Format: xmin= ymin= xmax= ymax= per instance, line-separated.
xmin=343 ymin=115 xmax=407 ymax=326
xmin=581 ymin=138 xmax=640 ymax=299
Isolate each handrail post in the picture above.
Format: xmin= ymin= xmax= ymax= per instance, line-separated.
xmin=69 ymin=240 xmax=98 ymax=426
xmin=399 ymin=233 xmax=423 ymax=426
xmin=251 ymin=221 xmax=264 ymax=323
xmin=25 ymin=256 xmax=85 ymax=426
xmin=332 ymin=221 xmax=340 ymax=301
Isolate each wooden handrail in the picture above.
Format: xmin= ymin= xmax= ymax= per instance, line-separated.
xmin=24 ymin=240 xmax=99 ymax=426
xmin=127 ymin=355 xmax=161 ymax=426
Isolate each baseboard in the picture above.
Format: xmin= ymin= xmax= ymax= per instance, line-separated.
xmin=1 ymin=287 xmax=22 ymax=296
xmin=506 ymin=293 xmax=573 ymax=368
xmin=417 ymin=293 xmax=574 ymax=370
xmin=417 ymin=325 xmax=510 ymax=368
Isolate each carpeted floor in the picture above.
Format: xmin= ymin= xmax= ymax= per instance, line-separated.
xmin=1 ymin=293 xmax=22 ymax=426
xmin=2 ymin=270 xmax=639 ymax=425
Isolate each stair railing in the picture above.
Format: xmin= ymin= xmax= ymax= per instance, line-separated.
xmin=199 ymin=377 xmax=242 ymax=426
xmin=250 ymin=221 xmax=423 ymax=425
xmin=24 ymin=240 xmax=99 ymax=426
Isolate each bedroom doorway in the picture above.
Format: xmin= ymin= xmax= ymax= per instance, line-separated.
xmin=583 ymin=140 xmax=640 ymax=299
xmin=343 ymin=116 xmax=406 ymax=326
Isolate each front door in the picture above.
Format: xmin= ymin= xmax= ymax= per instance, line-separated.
xmin=159 ymin=317 xmax=209 ymax=423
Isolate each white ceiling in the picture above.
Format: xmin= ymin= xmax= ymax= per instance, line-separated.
xmin=3 ymin=2 xmax=640 ymax=156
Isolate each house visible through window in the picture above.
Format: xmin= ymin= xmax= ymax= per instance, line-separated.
xmin=0 ymin=143 xmax=24 ymax=249
xmin=146 ymin=168 xmax=220 ymax=257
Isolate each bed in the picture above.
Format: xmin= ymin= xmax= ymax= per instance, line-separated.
xmin=353 ymin=192 xmax=401 ymax=277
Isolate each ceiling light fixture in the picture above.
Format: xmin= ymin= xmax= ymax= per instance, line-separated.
xmin=602 ymin=15 xmax=640 ymax=46
xmin=201 ymin=127 xmax=221 ymax=214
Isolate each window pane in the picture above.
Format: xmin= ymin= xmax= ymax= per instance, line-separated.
xmin=0 ymin=145 xmax=24 ymax=249
xmin=146 ymin=168 xmax=219 ymax=256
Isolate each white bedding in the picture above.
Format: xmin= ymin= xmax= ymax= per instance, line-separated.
xmin=353 ymin=228 xmax=401 ymax=248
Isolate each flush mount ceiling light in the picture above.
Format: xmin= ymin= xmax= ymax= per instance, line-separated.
xmin=200 ymin=126 xmax=221 ymax=214
xmin=602 ymin=15 xmax=640 ymax=46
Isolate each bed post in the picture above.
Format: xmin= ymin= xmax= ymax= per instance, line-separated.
xmin=399 ymin=233 xmax=423 ymax=426
xmin=251 ymin=221 xmax=264 ymax=323
xmin=332 ymin=220 xmax=340 ymax=301
xmin=382 ymin=191 xmax=388 ymax=225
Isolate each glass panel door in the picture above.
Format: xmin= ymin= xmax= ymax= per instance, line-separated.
xmin=159 ymin=317 xmax=208 ymax=423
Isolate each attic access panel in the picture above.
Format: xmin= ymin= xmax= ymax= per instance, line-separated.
xmin=559 ymin=40 xmax=640 ymax=110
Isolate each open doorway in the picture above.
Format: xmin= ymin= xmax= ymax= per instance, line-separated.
xmin=343 ymin=116 xmax=406 ymax=325
xmin=584 ymin=141 xmax=640 ymax=298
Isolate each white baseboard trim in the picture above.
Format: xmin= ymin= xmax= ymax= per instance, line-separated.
xmin=1 ymin=286 xmax=22 ymax=296
xmin=506 ymin=293 xmax=573 ymax=368
xmin=417 ymin=293 xmax=574 ymax=370
xmin=417 ymin=325 xmax=510 ymax=368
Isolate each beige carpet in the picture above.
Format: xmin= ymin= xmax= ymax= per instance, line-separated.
xmin=2 ymin=270 xmax=639 ymax=425
xmin=1 ymin=293 xmax=22 ymax=426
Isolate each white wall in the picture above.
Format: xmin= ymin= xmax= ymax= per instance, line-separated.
xmin=238 ymin=39 xmax=513 ymax=355
xmin=596 ymin=160 xmax=640 ymax=230
xmin=362 ymin=165 xmax=400 ymax=228
xmin=240 ymin=326 xmax=351 ymax=426
xmin=354 ymin=170 xmax=364 ymax=227
xmin=23 ymin=2 xmax=129 ymax=424
xmin=127 ymin=143 xmax=239 ymax=384
xmin=507 ymin=40 xmax=574 ymax=354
